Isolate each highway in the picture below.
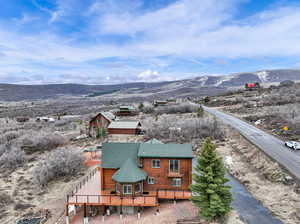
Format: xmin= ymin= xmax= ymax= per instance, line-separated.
xmin=203 ymin=106 xmax=300 ymax=180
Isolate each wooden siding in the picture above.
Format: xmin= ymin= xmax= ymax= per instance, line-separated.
xmin=102 ymin=168 xmax=117 ymax=191
xmin=89 ymin=114 xmax=111 ymax=137
xmin=101 ymin=158 xmax=192 ymax=193
xmin=142 ymin=158 xmax=192 ymax=191
xmin=108 ymin=128 xmax=138 ymax=135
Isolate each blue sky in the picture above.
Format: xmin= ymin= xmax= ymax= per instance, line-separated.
xmin=0 ymin=0 xmax=300 ymax=84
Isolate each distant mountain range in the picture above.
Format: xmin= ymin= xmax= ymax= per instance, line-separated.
xmin=0 ymin=69 xmax=299 ymax=101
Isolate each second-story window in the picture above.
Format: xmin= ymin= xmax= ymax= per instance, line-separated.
xmin=148 ymin=177 xmax=155 ymax=184
xmin=151 ymin=159 xmax=160 ymax=168
xmin=172 ymin=178 xmax=182 ymax=187
xmin=169 ymin=159 xmax=180 ymax=172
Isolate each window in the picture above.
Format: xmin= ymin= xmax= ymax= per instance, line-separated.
xmin=172 ymin=178 xmax=182 ymax=187
xmin=151 ymin=159 xmax=160 ymax=168
xmin=123 ymin=184 xmax=132 ymax=194
xmin=115 ymin=183 xmax=120 ymax=193
xmin=169 ymin=160 xmax=180 ymax=172
xmin=135 ymin=183 xmax=142 ymax=193
xmin=148 ymin=177 xmax=155 ymax=184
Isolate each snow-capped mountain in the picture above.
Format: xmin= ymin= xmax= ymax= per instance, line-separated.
xmin=193 ymin=69 xmax=300 ymax=87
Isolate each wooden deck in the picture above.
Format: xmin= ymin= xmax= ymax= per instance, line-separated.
xmin=67 ymin=169 xmax=190 ymax=207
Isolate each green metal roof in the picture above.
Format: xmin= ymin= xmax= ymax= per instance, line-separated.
xmin=101 ymin=142 xmax=193 ymax=171
xmin=101 ymin=142 xmax=140 ymax=168
xmin=101 ymin=112 xmax=116 ymax=121
xmin=112 ymin=158 xmax=147 ymax=183
xmin=82 ymin=147 xmax=99 ymax=152
xmin=108 ymin=121 xmax=141 ymax=129
xmin=138 ymin=143 xmax=193 ymax=158
xmin=145 ymin=138 xmax=163 ymax=144
xmin=119 ymin=106 xmax=135 ymax=111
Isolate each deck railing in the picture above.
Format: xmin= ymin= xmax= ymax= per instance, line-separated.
xmin=157 ymin=189 xmax=191 ymax=199
xmin=67 ymin=193 xmax=158 ymax=206
xmin=68 ymin=168 xmax=98 ymax=197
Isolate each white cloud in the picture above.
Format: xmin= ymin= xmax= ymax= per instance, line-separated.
xmin=1 ymin=0 xmax=300 ymax=84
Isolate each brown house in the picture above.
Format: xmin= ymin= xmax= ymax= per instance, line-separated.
xmin=107 ymin=121 xmax=142 ymax=135
xmin=66 ymin=141 xmax=193 ymax=220
xmin=116 ymin=106 xmax=137 ymax=116
xmin=88 ymin=112 xmax=116 ymax=137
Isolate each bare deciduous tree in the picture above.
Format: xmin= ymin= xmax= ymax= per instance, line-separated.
xmin=33 ymin=148 xmax=84 ymax=187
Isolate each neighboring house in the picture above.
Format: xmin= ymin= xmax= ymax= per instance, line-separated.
xmin=245 ymin=82 xmax=260 ymax=90
xmin=36 ymin=117 xmax=55 ymax=122
xmin=153 ymin=100 xmax=168 ymax=107
xmin=107 ymin=121 xmax=142 ymax=135
xmin=116 ymin=106 xmax=137 ymax=116
xmin=16 ymin=117 xmax=29 ymax=123
xmin=89 ymin=112 xmax=116 ymax=137
xmin=66 ymin=141 xmax=193 ymax=220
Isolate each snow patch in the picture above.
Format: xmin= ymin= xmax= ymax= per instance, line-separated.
xmin=256 ymin=71 xmax=269 ymax=82
xmin=215 ymin=75 xmax=235 ymax=86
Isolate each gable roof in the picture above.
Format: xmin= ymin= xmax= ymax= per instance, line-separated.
xmin=138 ymin=143 xmax=193 ymax=158
xmin=108 ymin=121 xmax=141 ymax=129
xmin=90 ymin=112 xmax=115 ymax=123
xmin=112 ymin=158 xmax=147 ymax=183
xmin=101 ymin=142 xmax=140 ymax=168
xmin=145 ymin=138 xmax=163 ymax=144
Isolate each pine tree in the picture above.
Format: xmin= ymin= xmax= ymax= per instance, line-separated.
xmin=190 ymin=138 xmax=232 ymax=221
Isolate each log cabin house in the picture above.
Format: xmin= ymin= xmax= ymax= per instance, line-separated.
xmin=66 ymin=141 xmax=193 ymax=221
xmin=153 ymin=100 xmax=168 ymax=107
xmin=107 ymin=121 xmax=142 ymax=135
xmin=116 ymin=106 xmax=137 ymax=116
xmin=88 ymin=112 xmax=116 ymax=137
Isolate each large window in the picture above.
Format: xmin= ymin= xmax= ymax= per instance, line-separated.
xmin=169 ymin=160 xmax=180 ymax=172
xmin=123 ymin=184 xmax=132 ymax=194
xmin=151 ymin=159 xmax=160 ymax=168
xmin=148 ymin=177 xmax=155 ymax=184
xmin=172 ymin=178 xmax=182 ymax=187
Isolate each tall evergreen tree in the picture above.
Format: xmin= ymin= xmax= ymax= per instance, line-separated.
xmin=190 ymin=138 xmax=232 ymax=221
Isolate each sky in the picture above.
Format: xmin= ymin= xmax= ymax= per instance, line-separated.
xmin=0 ymin=0 xmax=300 ymax=84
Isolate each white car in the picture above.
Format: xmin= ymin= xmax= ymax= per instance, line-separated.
xmin=285 ymin=141 xmax=300 ymax=150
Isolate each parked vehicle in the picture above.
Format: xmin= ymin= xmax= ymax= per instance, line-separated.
xmin=285 ymin=141 xmax=300 ymax=150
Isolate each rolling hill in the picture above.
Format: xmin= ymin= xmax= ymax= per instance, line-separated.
xmin=0 ymin=69 xmax=299 ymax=101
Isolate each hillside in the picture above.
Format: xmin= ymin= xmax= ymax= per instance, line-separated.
xmin=0 ymin=69 xmax=299 ymax=101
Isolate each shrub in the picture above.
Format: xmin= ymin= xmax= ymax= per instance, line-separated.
xmin=155 ymin=102 xmax=199 ymax=115
xmin=17 ymin=131 xmax=67 ymax=153
xmin=142 ymin=105 xmax=155 ymax=114
xmin=33 ymin=148 xmax=84 ymax=187
xmin=144 ymin=115 xmax=224 ymax=143
xmin=0 ymin=146 xmax=26 ymax=170
xmin=0 ymin=130 xmax=24 ymax=145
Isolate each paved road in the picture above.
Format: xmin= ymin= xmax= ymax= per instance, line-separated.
xmin=203 ymin=106 xmax=300 ymax=180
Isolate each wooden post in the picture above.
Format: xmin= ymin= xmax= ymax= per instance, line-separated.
xmin=83 ymin=203 xmax=88 ymax=224
xmin=138 ymin=207 xmax=141 ymax=219
xmin=155 ymin=206 xmax=160 ymax=215
xmin=65 ymin=204 xmax=69 ymax=224
xmin=120 ymin=207 xmax=123 ymax=220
